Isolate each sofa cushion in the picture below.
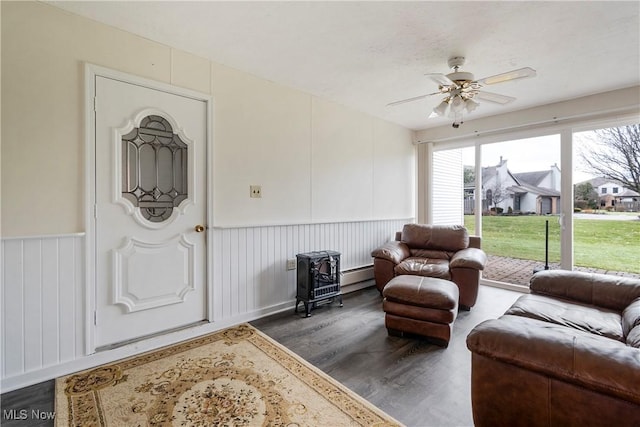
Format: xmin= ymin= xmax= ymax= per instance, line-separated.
xmin=467 ymin=315 xmax=640 ymax=405
xmin=627 ymin=325 xmax=640 ymax=348
xmin=395 ymin=258 xmax=451 ymax=279
xmin=401 ymin=224 xmax=469 ymax=252
xmin=506 ymin=294 xmax=624 ymax=342
xmin=409 ymin=248 xmax=452 ymax=260
xmin=383 ymin=275 xmax=458 ymax=311
xmin=530 ymin=270 xmax=640 ymax=312
xmin=623 ymin=297 xmax=640 ymax=337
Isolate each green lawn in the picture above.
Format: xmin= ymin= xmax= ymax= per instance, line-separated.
xmin=464 ymin=215 xmax=640 ymax=274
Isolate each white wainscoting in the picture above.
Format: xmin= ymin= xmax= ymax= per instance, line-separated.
xmin=1 ymin=219 xmax=410 ymax=391
xmin=1 ymin=234 xmax=85 ymax=382
xmin=210 ymin=219 xmax=410 ymax=322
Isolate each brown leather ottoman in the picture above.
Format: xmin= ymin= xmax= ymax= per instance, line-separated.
xmin=382 ymin=275 xmax=459 ymax=346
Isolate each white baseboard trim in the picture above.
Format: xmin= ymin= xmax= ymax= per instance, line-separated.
xmin=342 ymin=279 xmax=375 ymax=294
xmin=342 ymin=265 xmax=374 ymax=285
xmin=341 ymin=265 xmax=375 ymax=293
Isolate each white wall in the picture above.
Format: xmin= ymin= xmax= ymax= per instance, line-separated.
xmin=520 ymin=193 xmax=538 ymax=213
xmin=0 ymin=2 xmax=415 ymax=389
xmin=1 ymin=1 xmax=415 ymax=235
xmin=211 ymin=62 xmax=314 ymax=226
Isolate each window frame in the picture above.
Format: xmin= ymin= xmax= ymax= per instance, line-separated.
xmin=420 ymin=114 xmax=639 ymax=290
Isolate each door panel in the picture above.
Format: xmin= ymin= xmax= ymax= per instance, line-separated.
xmin=95 ymin=76 xmax=207 ymax=348
xmin=113 ymin=235 xmax=196 ymax=312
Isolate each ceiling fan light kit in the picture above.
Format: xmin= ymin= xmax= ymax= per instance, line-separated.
xmin=433 ymin=100 xmax=449 ymax=116
xmin=388 ymin=56 xmax=536 ymax=128
xmin=465 ymin=98 xmax=479 ymax=112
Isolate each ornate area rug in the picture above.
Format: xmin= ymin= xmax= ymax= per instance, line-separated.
xmin=55 ymin=324 xmax=401 ymax=426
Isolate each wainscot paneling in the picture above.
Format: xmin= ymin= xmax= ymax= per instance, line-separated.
xmin=1 ymin=234 xmax=85 ymax=380
xmin=1 ymin=219 xmax=410 ymax=391
xmin=210 ymin=219 xmax=411 ymax=322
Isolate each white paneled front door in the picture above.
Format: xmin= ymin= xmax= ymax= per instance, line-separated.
xmin=93 ymin=75 xmax=208 ymax=348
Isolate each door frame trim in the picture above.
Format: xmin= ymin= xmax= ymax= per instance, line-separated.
xmin=84 ymin=63 xmax=214 ymax=355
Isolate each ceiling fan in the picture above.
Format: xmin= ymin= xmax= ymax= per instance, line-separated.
xmin=388 ymin=57 xmax=536 ymax=128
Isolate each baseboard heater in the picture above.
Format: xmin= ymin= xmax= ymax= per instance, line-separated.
xmin=340 ymin=265 xmax=375 ymax=293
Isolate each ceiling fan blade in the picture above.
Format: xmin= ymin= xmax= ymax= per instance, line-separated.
xmin=475 ymin=91 xmax=516 ymax=104
xmin=386 ymin=92 xmax=441 ymax=107
xmin=476 ymin=67 xmax=536 ymax=86
xmin=426 ymin=73 xmax=455 ymax=87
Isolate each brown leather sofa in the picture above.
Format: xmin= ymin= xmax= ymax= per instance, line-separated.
xmin=371 ymin=223 xmax=487 ymax=309
xmin=467 ymin=270 xmax=640 ymax=426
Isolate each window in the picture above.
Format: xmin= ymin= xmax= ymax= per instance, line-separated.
xmin=465 ymin=135 xmax=561 ymax=287
xmin=574 ymin=124 xmax=640 ymax=278
xmin=425 ymin=122 xmax=639 ymax=289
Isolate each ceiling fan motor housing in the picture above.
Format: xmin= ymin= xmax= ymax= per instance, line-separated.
xmin=447 ymin=56 xmax=466 ymax=69
xmin=446 ymin=71 xmax=474 ymax=83
xmin=446 ymin=56 xmax=475 ymax=85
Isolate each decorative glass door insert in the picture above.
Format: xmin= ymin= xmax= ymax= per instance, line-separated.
xmin=121 ymin=115 xmax=188 ymax=223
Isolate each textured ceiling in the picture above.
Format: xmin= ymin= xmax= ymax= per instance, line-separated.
xmin=49 ymin=1 xmax=640 ymax=130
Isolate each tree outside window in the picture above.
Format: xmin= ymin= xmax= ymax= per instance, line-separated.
xmin=578 ymin=124 xmax=640 ymax=194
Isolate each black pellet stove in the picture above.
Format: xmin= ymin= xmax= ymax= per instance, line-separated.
xmin=295 ymin=250 xmax=343 ymax=317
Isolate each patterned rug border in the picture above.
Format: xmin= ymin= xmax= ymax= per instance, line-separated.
xmin=247 ymin=324 xmax=402 ymax=425
xmin=55 ymin=323 xmax=403 ymax=426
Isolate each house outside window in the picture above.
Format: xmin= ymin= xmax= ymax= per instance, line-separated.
xmin=602 ymin=188 xmax=607 ymax=194
xmin=613 ymin=187 xmax=619 ymax=193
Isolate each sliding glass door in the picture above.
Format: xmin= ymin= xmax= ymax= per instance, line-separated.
xmin=432 ymin=135 xmax=562 ymax=287
xmin=429 ymin=121 xmax=639 ymax=288
xmin=477 ymin=136 xmax=561 ymax=286
xmin=572 ymin=125 xmax=640 ymax=277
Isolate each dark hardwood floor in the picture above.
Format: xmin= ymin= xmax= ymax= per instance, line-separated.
xmin=252 ymin=283 xmax=522 ymax=427
xmin=1 ymin=381 xmax=55 ymax=427
xmin=1 ymin=283 xmax=522 ymax=427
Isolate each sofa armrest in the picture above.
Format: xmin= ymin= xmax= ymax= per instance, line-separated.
xmin=467 ymin=315 xmax=640 ymax=404
xmin=371 ymin=241 xmax=410 ymax=264
xmin=450 ymin=247 xmax=487 ymax=270
xmin=530 ymin=270 xmax=640 ymax=311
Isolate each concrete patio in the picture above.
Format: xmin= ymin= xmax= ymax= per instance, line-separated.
xmin=483 ymin=255 xmax=640 ymax=287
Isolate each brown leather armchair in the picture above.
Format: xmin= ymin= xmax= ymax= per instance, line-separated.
xmin=371 ymin=223 xmax=487 ymax=309
xmin=467 ymin=270 xmax=640 ymax=426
